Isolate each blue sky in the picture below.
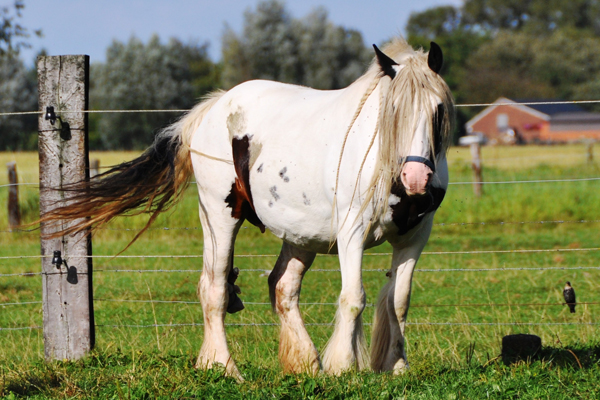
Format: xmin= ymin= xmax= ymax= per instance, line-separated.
xmin=19 ymin=0 xmax=462 ymax=65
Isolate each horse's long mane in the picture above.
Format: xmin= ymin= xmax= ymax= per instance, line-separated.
xmin=340 ymin=38 xmax=455 ymax=237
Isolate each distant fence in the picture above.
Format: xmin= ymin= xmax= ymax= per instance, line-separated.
xmin=1 ymin=56 xmax=600 ymax=360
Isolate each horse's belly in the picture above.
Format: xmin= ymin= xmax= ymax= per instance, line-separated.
xmin=249 ymin=156 xmax=335 ymax=251
xmin=254 ymin=187 xmax=334 ymax=250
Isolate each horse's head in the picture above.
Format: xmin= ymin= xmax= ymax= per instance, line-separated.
xmin=398 ymin=98 xmax=445 ymax=196
xmin=373 ymin=41 xmax=453 ymax=197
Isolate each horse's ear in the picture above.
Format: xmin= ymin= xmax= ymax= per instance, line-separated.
xmin=373 ymin=44 xmax=398 ymax=79
xmin=428 ymin=42 xmax=443 ymax=74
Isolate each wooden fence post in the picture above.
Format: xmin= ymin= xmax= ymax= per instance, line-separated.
xmin=38 ymin=55 xmax=94 ymax=361
xmin=470 ymin=142 xmax=483 ymax=197
xmin=7 ymin=161 xmax=21 ymax=230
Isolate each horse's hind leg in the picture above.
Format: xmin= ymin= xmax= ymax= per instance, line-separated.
xmin=195 ymin=200 xmax=244 ymax=380
xmin=268 ymin=243 xmax=319 ymax=374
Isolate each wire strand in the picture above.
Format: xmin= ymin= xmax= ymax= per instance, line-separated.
xmin=2 ymin=246 xmax=599 ymax=262
xmin=4 ymin=99 xmax=600 ymax=117
xmin=3 ymin=219 xmax=599 ymax=235
xmin=3 ymin=176 xmax=599 ymax=190
xmin=0 ymin=301 xmax=42 ymax=306
xmin=449 ymin=177 xmax=600 ymax=185
xmin=4 ymin=321 xmax=599 ymax=332
xmin=455 ymin=99 xmax=600 ymax=107
xmin=4 ymin=264 xmax=600 ymax=278
xmin=91 ymin=299 xmax=600 ymax=308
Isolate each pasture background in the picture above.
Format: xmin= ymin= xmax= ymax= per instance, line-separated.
xmin=1 ymin=144 xmax=600 ymax=398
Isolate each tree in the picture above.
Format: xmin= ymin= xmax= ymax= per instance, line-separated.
xmin=0 ymin=1 xmax=41 ymax=150
xmin=462 ymin=0 xmax=600 ymax=36
xmin=459 ymin=30 xmax=600 ymax=107
xmin=406 ymin=6 xmax=463 ymax=40
xmin=294 ymin=7 xmax=369 ymax=89
xmin=221 ymin=0 xmax=296 ymax=87
xmin=532 ymin=31 xmax=600 ymax=107
xmin=0 ymin=53 xmax=37 ymax=150
xmin=221 ymin=0 xmax=370 ymax=90
xmin=0 ymin=0 xmax=42 ymax=55
xmin=458 ymin=32 xmax=556 ymax=105
xmin=90 ymin=35 xmax=219 ymax=149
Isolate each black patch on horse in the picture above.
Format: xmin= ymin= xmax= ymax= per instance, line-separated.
xmin=390 ymin=182 xmax=446 ymax=235
xmin=433 ymin=103 xmax=445 ymax=156
xmin=226 ymin=267 xmax=244 ymax=314
xmin=225 ymin=135 xmax=266 ymax=232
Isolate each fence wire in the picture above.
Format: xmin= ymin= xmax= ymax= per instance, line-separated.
xmin=3 ymin=218 xmax=600 ymax=235
xmin=2 ymin=246 xmax=600 ymax=262
xmin=3 ymin=298 xmax=599 ymax=309
xmin=3 ymin=321 xmax=599 ymax=332
xmin=3 ymin=99 xmax=600 ymax=118
xmin=448 ymin=177 xmax=600 ymax=185
xmin=3 ymin=175 xmax=600 ymax=190
xmin=4 ymin=264 xmax=600 ymax=278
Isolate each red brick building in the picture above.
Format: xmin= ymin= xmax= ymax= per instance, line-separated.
xmin=465 ymin=98 xmax=600 ymax=144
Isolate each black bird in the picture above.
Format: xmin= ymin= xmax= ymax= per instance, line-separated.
xmin=563 ymin=281 xmax=576 ymax=313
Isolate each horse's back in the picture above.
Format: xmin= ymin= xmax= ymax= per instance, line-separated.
xmin=191 ymin=80 xmax=355 ymax=249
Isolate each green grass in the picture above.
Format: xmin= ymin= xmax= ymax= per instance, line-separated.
xmin=1 ymin=144 xmax=600 ymax=398
xmin=2 ymin=348 xmax=600 ymax=399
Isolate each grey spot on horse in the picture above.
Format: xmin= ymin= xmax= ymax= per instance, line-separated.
xmin=257 ymin=163 xmax=263 ymax=173
xmin=270 ymin=186 xmax=280 ymax=201
xmin=279 ymin=167 xmax=290 ymax=182
xmin=302 ymin=193 xmax=311 ymax=206
xmin=268 ymin=200 xmax=274 ymax=208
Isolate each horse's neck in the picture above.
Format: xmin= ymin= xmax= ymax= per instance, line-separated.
xmin=333 ymin=72 xmax=383 ymax=139
xmin=343 ymin=72 xmax=381 ymax=106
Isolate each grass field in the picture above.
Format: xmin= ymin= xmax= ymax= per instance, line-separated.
xmin=1 ymin=144 xmax=600 ymax=398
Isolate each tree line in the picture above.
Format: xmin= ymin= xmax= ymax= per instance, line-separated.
xmin=2 ymin=0 xmax=600 ymax=150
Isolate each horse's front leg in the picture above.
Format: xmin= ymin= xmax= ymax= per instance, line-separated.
xmin=322 ymin=230 xmax=368 ymax=374
xmin=268 ymin=243 xmax=319 ymax=373
xmin=371 ymin=218 xmax=433 ymax=373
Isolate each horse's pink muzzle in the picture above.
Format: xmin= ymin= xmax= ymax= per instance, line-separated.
xmin=401 ymin=161 xmax=433 ymax=195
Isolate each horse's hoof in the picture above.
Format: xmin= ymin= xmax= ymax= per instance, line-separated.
xmin=393 ymin=359 xmax=409 ymax=374
xmin=195 ymin=359 xmax=244 ymax=382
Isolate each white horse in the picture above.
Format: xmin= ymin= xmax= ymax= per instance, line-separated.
xmin=41 ymin=37 xmax=454 ymax=379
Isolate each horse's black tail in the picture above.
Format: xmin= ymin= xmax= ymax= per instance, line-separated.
xmin=39 ymin=134 xmax=192 ymax=247
xmin=38 ymin=90 xmax=226 ymax=248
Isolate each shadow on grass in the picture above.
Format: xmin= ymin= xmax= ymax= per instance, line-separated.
xmin=1 ymin=364 xmax=62 ymax=398
xmin=537 ymin=343 xmax=600 ymax=369
xmin=500 ymin=342 xmax=600 ymax=370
